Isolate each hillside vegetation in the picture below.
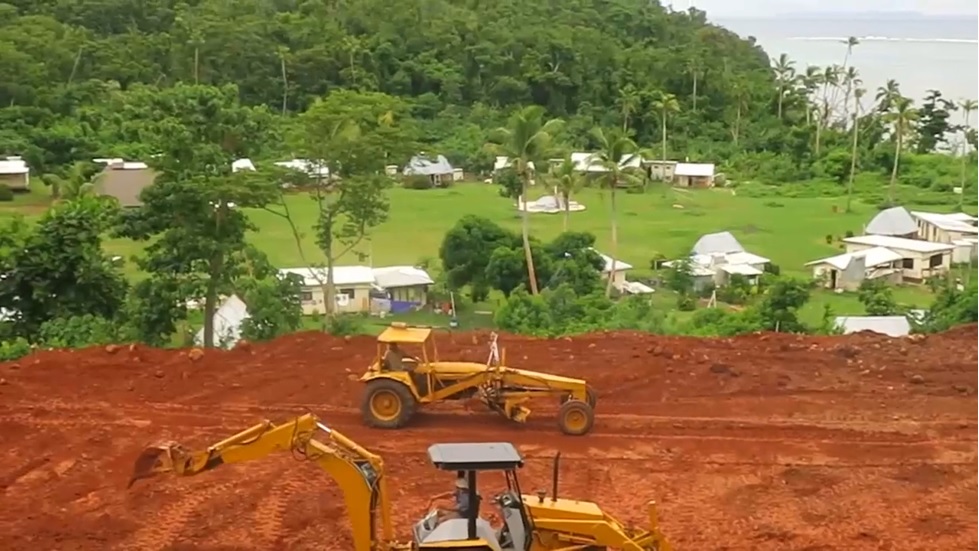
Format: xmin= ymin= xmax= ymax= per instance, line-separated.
xmin=0 ymin=0 xmax=975 ymax=353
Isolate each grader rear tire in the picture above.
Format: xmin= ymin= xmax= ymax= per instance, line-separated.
xmin=361 ymin=379 xmax=417 ymax=429
xmin=557 ymin=399 xmax=595 ymax=436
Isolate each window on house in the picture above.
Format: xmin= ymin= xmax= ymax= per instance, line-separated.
xmin=928 ymin=254 xmax=943 ymax=268
xmin=902 ymin=258 xmax=914 ymax=269
xmin=339 ymin=288 xmax=355 ymax=298
xmin=300 ymin=291 xmax=313 ymax=302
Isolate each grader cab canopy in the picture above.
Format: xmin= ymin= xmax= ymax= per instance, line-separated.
xmin=360 ymin=324 xmax=598 ymax=436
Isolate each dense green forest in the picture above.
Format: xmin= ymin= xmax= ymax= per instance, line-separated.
xmin=0 ymin=0 xmax=976 ymax=354
xmin=2 ymin=0 xmax=974 ymax=186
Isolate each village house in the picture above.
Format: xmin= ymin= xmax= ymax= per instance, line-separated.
xmin=592 ymin=249 xmax=654 ymax=294
xmin=668 ymin=231 xmax=769 ymax=288
xmin=642 ymin=159 xmax=677 ymax=182
xmin=93 ymin=159 xmax=157 ymax=207
xmin=280 ymin=266 xmax=377 ymax=315
xmin=910 ymin=211 xmax=978 ymax=263
xmin=493 ymin=156 xmax=536 ymax=176
xmin=371 ymin=266 xmax=434 ymax=313
xmin=841 ymin=234 xmax=954 ymax=282
xmin=672 ymin=162 xmax=715 ymax=188
xmin=0 ymin=156 xmax=30 ymax=190
xmin=806 ymin=246 xmax=904 ymax=291
xmin=404 ymin=154 xmax=455 ymax=187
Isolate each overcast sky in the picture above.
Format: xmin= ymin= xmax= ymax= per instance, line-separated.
xmin=687 ymin=0 xmax=977 ymax=17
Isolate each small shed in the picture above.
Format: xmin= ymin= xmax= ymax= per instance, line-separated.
xmin=404 ymin=154 xmax=454 ymax=187
xmin=0 ymin=156 xmax=30 ymax=190
xmin=194 ymin=294 xmax=250 ymax=349
xmin=673 ymin=163 xmax=715 ymax=188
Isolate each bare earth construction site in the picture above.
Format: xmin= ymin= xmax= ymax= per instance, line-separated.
xmin=0 ymin=326 xmax=976 ymax=550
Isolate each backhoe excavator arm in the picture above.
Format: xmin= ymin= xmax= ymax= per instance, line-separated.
xmin=129 ymin=413 xmax=394 ymax=551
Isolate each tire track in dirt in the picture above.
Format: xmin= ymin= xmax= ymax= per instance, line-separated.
xmin=118 ymin=480 xmax=242 ymax=551
xmin=250 ymin=475 xmax=306 ymax=547
xmin=2 ymin=400 xmax=974 ymax=458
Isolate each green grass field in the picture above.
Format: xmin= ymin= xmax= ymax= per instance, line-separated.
xmin=4 ymin=182 xmax=968 ymax=325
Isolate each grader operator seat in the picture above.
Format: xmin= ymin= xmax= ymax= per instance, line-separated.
xmin=413 ymin=443 xmax=530 ymax=551
xmin=376 ymin=323 xmax=430 ymax=373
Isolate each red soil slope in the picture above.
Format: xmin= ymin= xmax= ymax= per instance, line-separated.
xmin=0 ymin=326 xmax=976 ymax=550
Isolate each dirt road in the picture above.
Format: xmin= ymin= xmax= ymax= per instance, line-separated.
xmin=0 ymin=326 xmax=975 ymax=550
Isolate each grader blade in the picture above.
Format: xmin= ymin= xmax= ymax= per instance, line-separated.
xmin=128 ymin=443 xmax=185 ymax=488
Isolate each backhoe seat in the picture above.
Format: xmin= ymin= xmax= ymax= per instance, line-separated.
xmin=415 ymin=517 xmax=503 ymax=551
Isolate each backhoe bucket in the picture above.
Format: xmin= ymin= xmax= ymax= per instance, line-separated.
xmin=128 ymin=443 xmax=185 ymax=488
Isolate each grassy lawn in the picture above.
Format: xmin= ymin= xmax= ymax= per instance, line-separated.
xmin=4 ymin=183 xmax=969 ymax=326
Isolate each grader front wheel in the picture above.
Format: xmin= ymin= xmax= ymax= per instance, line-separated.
xmin=557 ymin=399 xmax=595 ymax=436
xmin=361 ymin=379 xmax=417 ymax=429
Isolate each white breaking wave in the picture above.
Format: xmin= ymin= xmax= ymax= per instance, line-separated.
xmin=789 ymin=35 xmax=977 ymax=44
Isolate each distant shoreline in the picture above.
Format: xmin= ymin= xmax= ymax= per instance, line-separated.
xmin=720 ymin=13 xmax=978 ymax=21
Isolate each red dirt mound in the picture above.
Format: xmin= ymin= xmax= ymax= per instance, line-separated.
xmin=0 ymin=326 xmax=976 ymax=550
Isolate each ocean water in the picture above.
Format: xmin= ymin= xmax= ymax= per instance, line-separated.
xmin=713 ymin=15 xmax=978 ymax=123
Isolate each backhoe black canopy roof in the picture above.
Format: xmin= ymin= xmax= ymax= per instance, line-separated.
xmin=427 ymin=443 xmax=524 ymax=471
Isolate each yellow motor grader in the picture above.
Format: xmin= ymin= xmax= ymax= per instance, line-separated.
xmin=360 ymin=324 xmax=597 ymax=435
xmin=129 ymin=412 xmax=672 ymax=551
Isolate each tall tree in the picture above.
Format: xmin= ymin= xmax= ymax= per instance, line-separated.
xmin=846 ymin=87 xmax=865 ymax=213
xmin=113 ymin=84 xmax=279 ymax=348
xmin=652 ymin=92 xmax=680 ymax=161
xmin=916 ymin=89 xmax=956 ymax=153
xmin=617 ymin=84 xmax=642 ymax=132
xmin=876 ymin=79 xmax=902 ymax=113
xmin=884 ymin=96 xmax=919 ymax=205
xmin=958 ymin=98 xmax=978 ymax=209
xmin=486 ymin=106 xmax=564 ymax=295
xmin=278 ymin=90 xmax=414 ymax=317
xmin=549 ymin=155 xmax=585 ymax=231
xmin=772 ymin=53 xmax=795 ymax=120
xmin=589 ymin=127 xmax=640 ymax=297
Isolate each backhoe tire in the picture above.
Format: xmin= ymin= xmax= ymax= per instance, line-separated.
xmin=361 ymin=379 xmax=416 ymax=429
xmin=557 ymin=399 xmax=595 ymax=436
xmin=561 ymin=385 xmax=597 ymax=409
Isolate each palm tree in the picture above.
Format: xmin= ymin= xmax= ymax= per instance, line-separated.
xmin=841 ymin=66 xmax=860 ymax=119
xmin=42 ymin=161 xmax=95 ymax=200
xmin=772 ymin=53 xmax=795 ymax=119
xmin=846 ymin=87 xmax=865 ymax=213
xmin=486 ymin=106 xmax=564 ymax=295
xmin=958 ymin=98 xmax=977 ymax=209
xmin=549 ymin=155 xmax=585 ymax=231
xmin=875 ymin=79 xmax=901 ymax=113
xmin=589 ymin=127 xmax=641 ymax=297
xmin=842 ymin=36 xmax=859 ymax=62
xmin=617 ymin=84 xmax=642 ymax=132
xmin=884 ymin=96 xmax=918 ymax=205
xmin=801 ymin=66 xmax=822 ymax=125
xmin=652 ymin=92 xmax=680 ymax=161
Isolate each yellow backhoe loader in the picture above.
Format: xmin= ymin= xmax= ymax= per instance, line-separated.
xmin=129 ymin=413 xmax=671 ymax=551
xmin=361 ymin=325 xmax=597 ymax=435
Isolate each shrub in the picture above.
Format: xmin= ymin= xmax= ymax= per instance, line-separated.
xmin=0 ymin=337 xmax=31 ymax=361
xmin=325 ymin=313 xmax=366 ymax=336
xmin=0 ymin=184 xmax=13 ymax=202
